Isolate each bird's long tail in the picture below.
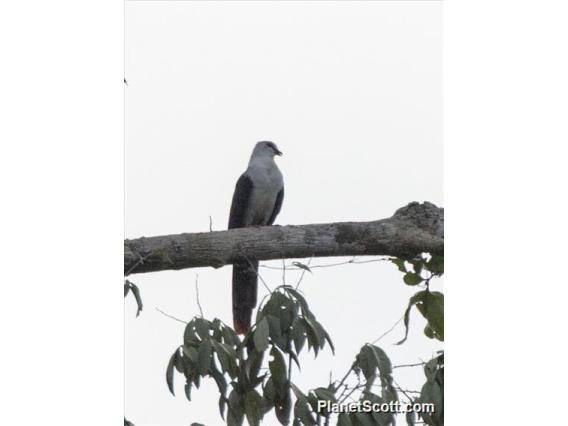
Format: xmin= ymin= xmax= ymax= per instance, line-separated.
xmin=232 ymin=260 xmax=259 ymax=335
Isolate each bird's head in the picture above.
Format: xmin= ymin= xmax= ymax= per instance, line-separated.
xmin=252 ymin=141 xmax=283 ymax=158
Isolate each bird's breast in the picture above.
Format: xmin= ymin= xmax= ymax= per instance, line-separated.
xmin=246 ymin=168 xmax=283 ymax=225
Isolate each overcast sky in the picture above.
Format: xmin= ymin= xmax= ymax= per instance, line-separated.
xmin=125 ymin=1 xmax=442 ymax=425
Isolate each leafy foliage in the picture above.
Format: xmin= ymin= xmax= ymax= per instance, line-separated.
xmin=166 ymin=285 xmax=335 ymax=426
xmin=390 ymin=255 xmax=444 ymax=343
xmin=124 ymin=279 xmax=143 ymax=317
xmin=390 ymin=254 xmax=444 ymax=426
xmin=159 ymin=254 xmax=444 ymax=426
xmin=408 ymin=352 xmax=444 ymax=426
xmin=396 ymin=291 xmax=444 ymax=345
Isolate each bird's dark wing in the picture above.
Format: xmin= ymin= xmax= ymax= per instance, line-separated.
xmin=228 ymin=174 xmax=254 ymax=229
xmin=267 ymin=187 xmax=284 ymax=226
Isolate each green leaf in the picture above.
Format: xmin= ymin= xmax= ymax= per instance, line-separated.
xmin=396 ymin=291 xmax=428 ymax=345
xmin=314 ymin=320 xmax=334 ymax=354
xmin=411 ymin=259 xmax=424 ymax=274
xmin=294 ymin=395 xmax=316 ymax=426
xmin=278 ymin=296 xmax=296 ymax=332
xmin=184 ymin=381 xmax=192 ymax=401
xmin=193 ymin=373 xmax=201 ymax=389
xmin=406 ymin=410 xmax=417 ymax=426
xmin=284 ymin=287 xmax=314 ymax=319
xmin=166 ymin=349 xmax=178 ymax=396
xmin=368 ymin=345 xmax=393 ymax=378
xmin=263 ymin=377 xmax=276 ymax=402
xmin=306 ymin=393 xmax=320 ymax=417
xmin=403 ymin=272 xmax=423 ymax=286
xmin=390 ymin=258 xmax=407 ymax=273
xmin=313 ymin=387 xmax=336 ymax=403
xmin=210 ymin=365 xmax=227 ymax=396
xmin=174 ymin=348 xmax=185 ymax=373
xmin=426 ymin=255 xmax=444 ymax=273
xmin=269 ymin=346 xmax=287 ymax=387
xmin=292 ymin=261 xmax=312 ymax=273
xmin=303 ymin=317 xmax=322 ymax=355
xmin=275 ymin=387 xmax=292 ymax=426
xmin=212 ymin=341 xmax=237 ymax=377
xmin=420 ymin=380 xmax=443 ymax=424
xmin=289 ymin=382 xmax=305 ymax=400
xmin=182 ymin=345 xmax=199 ymax=364
xmin=361 ymin=391 xmax=384 ymax=424
xmin=354 ymin=412 xmax=374 ymax=426
xmin=212 ymin=318 xmax=223 ymax=341
xmin=356 ymin=346 xmax=377 ymax=382
xmin=338 ymin=412 xmax=352 ymax=426
xmin=247 ymin=348 xmax=265 ymax=380
xmin=184 ymin=319 xmax=199 ymax=345
xmin=222 ymin=324 xmax=241 ymax=347
xmin=289 ymin=350 xmax=301 ymax=370
xmin=244 ymin=390 xmax=263 ymax=426
xmin=267 ymin=315 xmax=287 ymax=351
xmin=128 ymin=281 xmax=143 ymax=317
xmin=416 ymin=291 xmax=444 ymax=341
xmin=291 ymin=318 xmax=307 ymax=355
xmin=263 ymin=292 xmax=285 ymax=317
xmin=197 ymin=340 xmax=213 ymax=375
xmin=219 ymin=395 xmax=228 ymax=420
xmin=195 ymin=318 xmax=210 ymax=340
xmin=253 ymin=317 xmax=270 ymax=352
xmin=228 ymin=390 xmax=245 ymax=426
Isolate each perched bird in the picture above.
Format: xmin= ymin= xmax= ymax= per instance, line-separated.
xmin=228 ymin=141 xmax=284 ymax=334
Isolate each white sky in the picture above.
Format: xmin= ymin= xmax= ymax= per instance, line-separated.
xmin=125 ymin=1 xmax=442 ymax=425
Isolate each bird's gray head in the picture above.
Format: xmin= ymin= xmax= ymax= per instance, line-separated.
xmin=251 ymin=141 xmax=283 ymax=158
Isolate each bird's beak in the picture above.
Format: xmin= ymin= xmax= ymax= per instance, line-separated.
xmin=275 ymin=149 xmax=283 ymax=156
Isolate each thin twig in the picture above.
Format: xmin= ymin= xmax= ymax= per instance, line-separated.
xmin=295 ymin=256 xmax=313 ymax=290
xmin=340 ymin=383 xmax=361 ymax=404
xmin=125 ymin=251 xmax=152 ymax=276
xmin=195 ymin=274 xmax=204 ymax=317
xmin=334 ymin=360 xmax=357 ymax=396
xmin=155 ymin=307 xmax=188 ymax=324
xmin=238 ymin=246 xmax=272 ymax=293
xmin=371 ymin=315 xmax=405 ymax=344
xmin=394 ymin=387 xmax=421 ymax=395
xmin=209 ymin=215 xmax=213 ymax=232
xmin=392 ymin=361 xmax=426 ymax=369
xmin=247 ymin=259 xmax=272 ymax=293
xmin=282 ymin=258 xmax=286 ymax=286
xmin=260 ymin=257 xmax=388 ymax=271
xmin=393 ymin=378 xmax=414 ymax=403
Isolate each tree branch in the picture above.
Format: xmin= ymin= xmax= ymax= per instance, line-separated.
xmin=124 ymin=201 xmax=443 ymax=275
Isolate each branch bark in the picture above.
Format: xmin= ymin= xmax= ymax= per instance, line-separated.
xmin=124 ymin=201 xmax=443 ymax=275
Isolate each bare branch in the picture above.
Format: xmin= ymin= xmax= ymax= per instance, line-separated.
xmin=371 ymin=315 xmax=404 ymax=344
xmin=195 ymin=274 xmax=204 ymax=318
xmin=295 ymin=257 xmax=313 ymax=290
xmin=260 ymin=257 xmax=387 ymax=271
xmin=124 ymin=202 xmax=443 ymax=275
xmin=155 ymin=307 xmax=188 ymax=324
xmin=392 ymin=361 xmax=426 ymax=369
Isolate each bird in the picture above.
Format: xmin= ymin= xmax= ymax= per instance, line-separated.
xmin=228 ymin=141 xmax=284 ymax=334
